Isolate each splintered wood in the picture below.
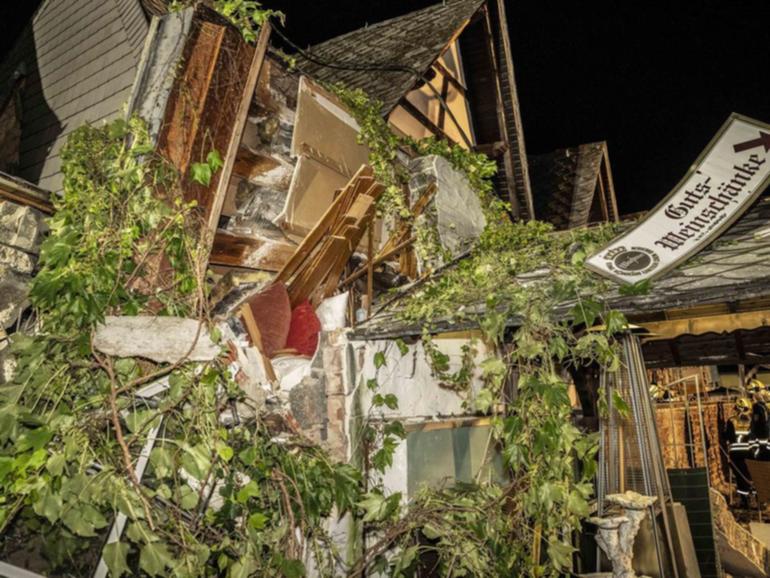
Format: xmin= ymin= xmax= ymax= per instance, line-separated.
xmin=276 ymin=165 xmax=384 ymax=306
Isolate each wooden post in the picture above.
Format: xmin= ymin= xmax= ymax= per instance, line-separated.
xmin=366 ymin=223 xmax=374 ymax=318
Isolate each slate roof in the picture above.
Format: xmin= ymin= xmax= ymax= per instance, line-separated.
xmin=0 ymin=0 xmax=149 ymax=193
xmin=351 ymin=196 xmax=770 ymax=340
xmin=296 ymin=0 xmax=485 ymax=114
xmin=529 ymin=142 xmax=612 ymax=230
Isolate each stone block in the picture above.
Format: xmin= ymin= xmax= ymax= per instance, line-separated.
xmin=0 ymin=244 xmax=35 ymax=274
xmin=0 ymin=200 xmax=46 ymax=253
xmin=408 ymin=155 xmax=486 ymax=270
xmin=0 ymin=267 xmax=30 ymax=329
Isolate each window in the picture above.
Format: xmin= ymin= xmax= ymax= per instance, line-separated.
xmin=406 ymin=423 xmax=506 ymax=497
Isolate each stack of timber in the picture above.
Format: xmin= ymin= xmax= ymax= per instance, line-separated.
xmin=276 ymin=165 xmax=384 ymax=307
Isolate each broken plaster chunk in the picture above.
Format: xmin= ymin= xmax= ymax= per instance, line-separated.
xmin=408 ymin=154 xmax=487 ymax=261
xmin=93 ymin=316 xmax=220 ymax=364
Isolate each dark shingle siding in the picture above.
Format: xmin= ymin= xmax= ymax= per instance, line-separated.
xmin=0 ymin=0 xmax=148 ymax=192
xmin=297 ymin=0 xmax=484 ymax=113
xmin=529 ymin=143 xmax=606 ymax=230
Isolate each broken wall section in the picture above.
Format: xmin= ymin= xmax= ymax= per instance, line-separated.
xmin=0 ymin=198 xmax=47 ymax=382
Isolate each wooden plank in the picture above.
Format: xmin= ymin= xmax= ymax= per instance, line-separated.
xmin=239 ymin=303 xmax=277 ymax=382
xmin=290 ymin=235 xmax=347 ymax=305
xmin=204 ymin=22 xmax=272 ymax=237
xmin=367 ymin=224 xmax=374 ymax=317
xmin=210 ymin=230 xmax=295 ymax=271
xmin=340 ymin=235 xmax=415 ymax=287
xmin=275 ymin=186 xmax=346 ymax=282
xmin=276 ymin=164 xmax=370 ymax=283
xmin=157 ymin=16 xmax=224 ymax=176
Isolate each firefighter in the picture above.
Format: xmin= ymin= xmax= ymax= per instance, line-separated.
xmin=750 ymin=387 xmax=770 ymax=460
xmin=649 ymin=382 xmax=675 ymax=402
xmin=726 ymin=397 xmax=754 ymax=506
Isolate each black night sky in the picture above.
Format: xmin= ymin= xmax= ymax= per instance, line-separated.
xmin=5 ymin=1 xmax=770 ymax=215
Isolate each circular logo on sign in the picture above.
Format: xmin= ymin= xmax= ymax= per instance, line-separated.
xmin=605 ymin=246 xmax=660 ymax=276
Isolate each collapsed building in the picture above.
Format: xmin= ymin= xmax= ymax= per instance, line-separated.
xmin=2 ymin=1 xmax=769 ymax=578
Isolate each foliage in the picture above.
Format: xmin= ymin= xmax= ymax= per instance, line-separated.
xmin=30 ymin=117 xmax=200 ymax=333
xmin=211 ymin=0 xmax=284 ymax=43
xmin=0 ymin=118 xmax=362 ymax=577
xmin=168 ymin=0 xmax=283 ymax=43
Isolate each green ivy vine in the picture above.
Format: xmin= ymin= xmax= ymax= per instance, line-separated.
xmin=327 ymin=86 xmax=630 ymax=576
xmin=0 ymin=118 xmax=364 ymax=577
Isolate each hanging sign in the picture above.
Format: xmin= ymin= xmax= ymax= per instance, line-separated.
xmin=586 ymin=113 xmax=770 ymax=284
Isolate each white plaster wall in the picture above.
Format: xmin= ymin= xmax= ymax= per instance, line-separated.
xmin=353 ymin=337 xmax=490 ymax=420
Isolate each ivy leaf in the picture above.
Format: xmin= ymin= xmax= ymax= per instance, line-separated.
xmin=206 ymin=149 xmax=224 ymax=173
xmin=140 ymin=542 xmax=173 ymax=577
xmin=612 ymin=390 xmax=631 ymax=418
xmin=33 ymin=487 xmax=63 ymax=523
xmin=570 ymin=299 xmax=602 ymax=328
xmin=46 ymin=452 xmax=66 ymax=476
xmin=103 ymin=541 xmax=131 ymax=578
xmin=547 ymin=539 xmax=575 ymax=570
xmin=383 ymin=421 xmax=406 ymax=439
xmin=15 ymin=426 xmax=53 ymax=452
xmin=382 ymin=394 xmax=398 ymax=410
xmin=179 ymin=484 xmax=199 ymax=510
xmin=180 ymin=444 xmax=211 ymax=480
xmin=366 ymin=378 xmax=378 ymax=391
xmin=190 ymin=162 xmax=212 ymax=187
xmin=149 ymin=446 xmax=174 ymax=479
xmin=62 ymin=504 xmax=106 ymax=537
xmin=248 ymin=512 xmax=268 ymax=530
xmin=619 ymin=279 xmax=652 ymax=296
xmin=215 ymin=442 xmax=234 ymax=462
xmin=474 ymin=388 xmax=495 ymax=413
xmin=236 ymin=480 xmax=261 ymax=504
xmin=373 ymin=351 xmax=386 ymax=369
xmin=0 ymin=456 xmax=12 ymax=482
xmin=605 ymin=310 xmax=628 ymax=335
xmin=279 ymin=558 xmax=306 ymax=578
xmin=395 ymin=339 xmax=409 ymax=356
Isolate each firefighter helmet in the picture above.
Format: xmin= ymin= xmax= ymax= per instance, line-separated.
xmin=736 ymin=397 xmax=752 ymax=414
xmin=747 ymin=378 xmax=765 ymax=393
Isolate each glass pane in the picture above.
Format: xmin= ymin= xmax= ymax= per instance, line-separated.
xmin=406 ymin=425 xmax=506 ymax=497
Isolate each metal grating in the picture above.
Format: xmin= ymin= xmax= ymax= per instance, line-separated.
xmin=598 ymin=333 xmax=680 ymax=577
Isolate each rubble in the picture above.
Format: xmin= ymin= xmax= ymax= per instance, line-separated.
xmin=0 ymin=199 xmax=46 ymax=253
xmin=0 ymin=267 xmax=29 ymax=329
xmin=93 ymin=316 xmax=220 ymax=363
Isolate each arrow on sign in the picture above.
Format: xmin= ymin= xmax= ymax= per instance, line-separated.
xmin=733 ymin=131 xmax=770 ymax=153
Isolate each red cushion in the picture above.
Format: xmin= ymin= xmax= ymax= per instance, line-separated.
xmin=243 ymin=282 xmax=291 ymax=357
xmin=285 ymin=300 xmax=321 ymax=357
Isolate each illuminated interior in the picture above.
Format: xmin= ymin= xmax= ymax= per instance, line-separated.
xmin=388 ymin=40 xmax=476 ymax=149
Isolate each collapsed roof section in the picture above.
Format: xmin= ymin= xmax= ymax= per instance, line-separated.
xmin=297 ymin=0 xmax=535 ymax=220
xmin=296 ymin=0 xmax=485 ymax=115
xmin=352 ymin=196 xmax=770 ymax=341
xmin=529 ymin=141 xmax=620 ymax=230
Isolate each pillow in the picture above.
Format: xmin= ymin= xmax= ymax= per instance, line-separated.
xmin=242 ymin=282 xmax=291 ymax=357
xmin=285 ymin=300 xmax=321 ymax=357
